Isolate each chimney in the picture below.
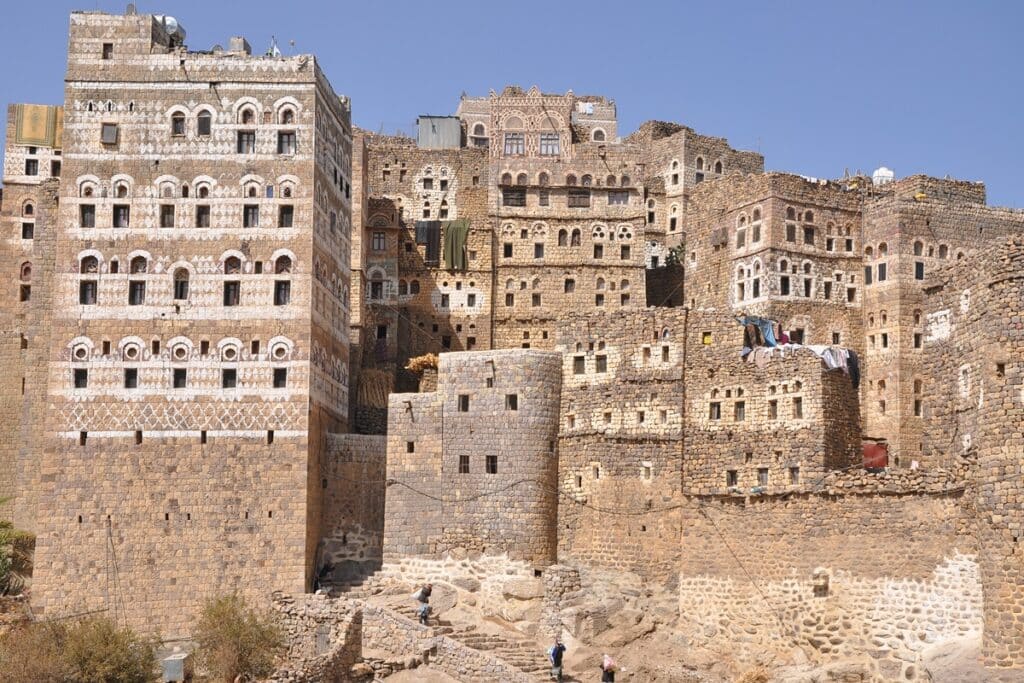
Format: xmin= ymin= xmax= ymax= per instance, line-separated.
xmin=229 ymin=36 xmax=251 ymax=55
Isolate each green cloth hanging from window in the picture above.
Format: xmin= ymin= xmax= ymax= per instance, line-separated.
xmin=442 ymin=219 xmax=471 ymax=271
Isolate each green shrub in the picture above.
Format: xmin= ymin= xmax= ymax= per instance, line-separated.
xmin=63 ymin=616 xmax=158 ymax=682
xmin=195 ymin=593 xmax=284 ymax=682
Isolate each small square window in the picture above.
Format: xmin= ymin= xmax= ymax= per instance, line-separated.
xmin=594 ymin=244 xmax=604 ymax=259
xmin=620 ymin=245 xmax=631 ymax=260
xmin=406 ymin=441 xmax=415 ymax=453
xmin=124 ymin=368 xmax=138 ymax=388
xmin=196 ymin=204 xmax=211 ymax=228
xmin=173 ymin=368 xmax=187 ymax=388
xmin=102 ymin=43 xmax=113 ymax=59
xmin=100 ymin=123 xmax=119 ymax=145
xmin=21 ymin=223 xmax=33 ymax=240
xmin=73 ymin=368 xmax=88 ymax=388
xmin=505 ymin=394 xmax=518 ymax=410
xmin=486 ymin=455 xmax=498 ymax=474
xmin=534 ymin=243 xmax=544 ymax=259
xmin=80 ymin=204 xmax=96 ymax=228
xmin=792 ymin=396 xmax=804 ymax=419
xmin=279 ymin=205 xmax=294 ymax=228
xmin=273 ymin=368 xmax=288 ymax=388
xmin=734 ymin=401 xmax=745 ymax=421
xmin=726 ymin=470 xmax=738 ymax=487
xmin=573 ymin=356 xmax=585 ymax=375
xmin=595 ymin=355 xmax=607 ymax=373
xmin=222 ymin=369 xmax=237 ymax=388
xmin=459 ymin=455 xmax=470 ymax=474
xmin=160 ymin=204 xmax=175 ymax=228
xmin=709 ymin=402 xmax=721 ymax=420
xmin=758 ymin=468 xmax=769 ymax=486
xmin=458 ymin=394 xmax=470 ymax=412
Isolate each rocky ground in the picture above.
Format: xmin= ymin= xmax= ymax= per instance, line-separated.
xmin=331 ymin=566 xmax=1024 ymax=683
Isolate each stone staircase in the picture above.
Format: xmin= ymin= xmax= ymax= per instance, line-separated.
xmin=387 ymin=603 xmax=551 ymax=680
xmin=325 ymin=571 xmax=551 ymax=680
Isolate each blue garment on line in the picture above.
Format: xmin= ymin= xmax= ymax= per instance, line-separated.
xmin=737 ymin=316 xmax=778 ymax=348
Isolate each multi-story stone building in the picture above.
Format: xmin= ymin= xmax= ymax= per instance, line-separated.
xmin=0 ymin=103 xmax=62 ymax=529
xmin=10 ymin=9 xmax=352 ymax=635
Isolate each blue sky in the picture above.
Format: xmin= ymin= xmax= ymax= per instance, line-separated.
xmin=3 ymin=1 xmax=1020 ymax=207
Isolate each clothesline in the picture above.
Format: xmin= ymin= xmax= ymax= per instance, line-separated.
xmin=735 ymin=316 xmax=860 ymax=388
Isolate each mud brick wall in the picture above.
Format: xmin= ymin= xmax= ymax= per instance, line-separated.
xmin=384 ymin=349 xmax=561 ymax=564
xmin=921 ymin=237 xmax=1024 ymax=667
xmin=320 ymin=434 xmax=385 ymax=574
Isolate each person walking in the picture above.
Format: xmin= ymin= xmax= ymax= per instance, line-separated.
xmin=548 ymin=638 xmax=567 ymax=681
xmin=600 ymin=653 xmax=617 ymax=682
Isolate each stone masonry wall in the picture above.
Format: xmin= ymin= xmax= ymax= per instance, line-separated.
xmin=384 ymin=349 xmax=561 ymax=564
xmin=921 ymin=238 xmax=1024 ymax=667
xmin=678 ymin=485 xmax=976 ymax=679
xmin=320 ymin=434 xmax=386 ymax=578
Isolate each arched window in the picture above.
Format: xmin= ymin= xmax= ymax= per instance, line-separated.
xmin=803 ymin=262 xmax=812 ymax=274
xmin=878 ymin=242 xmax=888 ymax=258
xmin=472 ymin=123 xmax=485 ymax=136
xmin=181 ymin=184 xmax=189 ymax=198
xmin=197 ymin=111 xmax=212 ymax=136
xmin=695 ymin=158 xmax=704 ymax=171
xmin=224 ymin=256 xmax=241 ymax=274
xmin=22 ymin=203 xmax=34 ymax=217
xmin=913 ymin=309 xmax=922 ymax=325
xmin=581 ymin=174 xmax=592 ymax=187
xmin=398 ymin=279 xmax=408 ymax=296
xmin=571 ymin=229 xmax=581 ymax=247
xmin=539 ymin=172 xmax=549 ymax=186
xmin=865 ymin=246 xmax=874 ymax=259
xmin=130 ymin=256 xmax=147 ymax=274
xmin=173 ymin=268 xmax=190 ymax=300
xmin=596 ymin=277 xmax=605 ymax=290
xmin=786 ymin=207 xmax=796 ymax=220
xmin=280 ymin=108 xmax=295 ymax=125
xmin=275 ymin=255 xmax=292 ymax=274
xmin=80 ymin=256 xmax=99 ymax=274
xmin=409 ymin=280 xmax=420 ymax=294
xmin=439 ymin=200 xmax=449 ymax=219
xmin=516 ymin=173 xmax=528 ymax=185
xmin=752 ymin=208 xmax=761 ymax=222
xmin=198 ymin=185 xmax=210 ymax=199
xmin=116 ymin=183 xmax=129 ymax=198
xmin=938 ymin=244 xmax=948 ymax=259
xmin=914 ymin=240 xmax=924 ymax=256
xmin=171 ymin=112 xmax=185 ymax=136
xmin=714 ymin=161 xmax=723 ymax=174
xmin=804 ymin=210 xmax=815 ymax=223
xmin=566 ymin=174 xmax=577 ymax=186
xmin=606 ymin=175 xmax=616 ymax=187
xmin=592 ymin=129 xmax=606 ymax=142
xmin=620 ymin=175 xmax=630 ymax=186
xmin=558 ymin=229 xmax=568 ymax=247
xmin=501 ymin=172 xmax=512 ymax=185
xmin=19 ymin=262 xmax=31 ymax=281
xmin=240 ymin=108 xmax=255 ymax=125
